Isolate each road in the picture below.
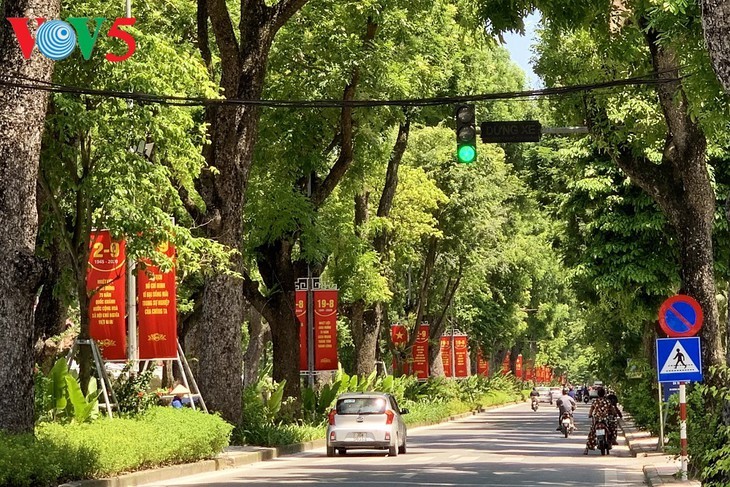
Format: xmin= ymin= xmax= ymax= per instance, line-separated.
xmin=141 ymin=402 xmax=647 ymax=487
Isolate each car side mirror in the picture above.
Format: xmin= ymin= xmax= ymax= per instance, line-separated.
xmin=400 ymin=408 xmax=409 ymax=415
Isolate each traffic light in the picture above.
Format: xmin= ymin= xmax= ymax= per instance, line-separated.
xmin=455 ymin=104 xmax=477 ymax=164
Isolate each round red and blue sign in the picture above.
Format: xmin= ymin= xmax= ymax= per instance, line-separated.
xmin=658 ymin=295 xmax=703 ymax=338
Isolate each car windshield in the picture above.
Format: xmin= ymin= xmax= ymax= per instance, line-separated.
xmin=336 ymin=397 xmax=387 ymax=415
xmin=536 ymin=387 xmax=549 ymax=393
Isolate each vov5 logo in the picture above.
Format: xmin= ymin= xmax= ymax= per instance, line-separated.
xmin=8 ymin=17 xmax=136 ymax=62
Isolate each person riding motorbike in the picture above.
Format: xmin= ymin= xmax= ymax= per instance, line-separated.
xmin=530 ymin=387 xmax=540 ymax=410
xmin=606 ymin=389 xmax=623 ymax=445
xmin=584 ymin=387 xmax=620 ymax=454
xmin=555 ymin=388 xmax=577 ymax=431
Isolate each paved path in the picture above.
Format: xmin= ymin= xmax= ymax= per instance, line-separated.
xmin=141 ymin=402 xmax=647 ymax=487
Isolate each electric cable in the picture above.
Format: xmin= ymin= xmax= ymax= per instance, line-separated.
xmin=0 ymin=68 xmax=689 ymax=109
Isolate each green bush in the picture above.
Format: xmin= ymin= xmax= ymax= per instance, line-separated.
xmin=664 ymin=367 xmax=730 ymax=485
xmin=235 ymin=372 xmax=522 ymax=447
xmin=0 ymin=407 xmax=232 ymax=486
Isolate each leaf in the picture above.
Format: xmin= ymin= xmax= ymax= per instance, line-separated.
xmin=48 ymin=358 xmax=69 ymax=414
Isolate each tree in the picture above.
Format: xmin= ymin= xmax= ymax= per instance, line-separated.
xmin=0 ymin=0 xmax=61 ymax=433
xmin=36 ymin=0 xmax=226 ymax=392
xmin=699 ymin=0 xmax=730 ymax=93
xmin=188 ymin=0 xmax=309 ymax=423
xmin=478 ymin=0 xmax=729 ymax=371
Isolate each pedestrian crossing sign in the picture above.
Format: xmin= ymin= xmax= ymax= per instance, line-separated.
xmin=656 ymin=337 xmax=703 ymax=383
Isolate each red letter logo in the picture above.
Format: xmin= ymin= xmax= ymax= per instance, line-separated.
xmin=105 ymin=17 xmax=136 ymax=62
xmin=7 ymin=18 xmax=46 ymax=59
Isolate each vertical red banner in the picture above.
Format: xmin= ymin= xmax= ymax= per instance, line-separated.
xmin=515 ymin=354 xmax=523 ymax=380
xmin=440 ymin=336 xmax=452 ymax=377
xmin=453 ymin=335 xmax=469 ymax=377
xmin=411 ymin=324 xmax=429 ymax=379
xmin=87 ymin=230 xmax=127 ymax=360
xmin=391 ymin=325 xmax=409 ymax=374
xmin=477 ymin=350 xmax=489 ymax=377
xmin=138 ymin=242 xmax=177 ymax=359
xmin=501 ymin=352 xmax=511 ymax=375
xmin=313 ymin=289 xmax=338 ymax=370
xmin=296 ymin=290 xmax=307 ymax=371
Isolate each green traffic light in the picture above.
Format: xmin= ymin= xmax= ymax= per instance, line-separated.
xmin=457 ymin=144 xmax=476 ymax=163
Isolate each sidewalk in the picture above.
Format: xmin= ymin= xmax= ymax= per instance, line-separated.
xmin=619 ymin=413 xmax=701 ymax=486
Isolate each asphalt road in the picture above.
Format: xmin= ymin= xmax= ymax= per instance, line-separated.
xmin=141 ymin=402 xmax=647 ymax=487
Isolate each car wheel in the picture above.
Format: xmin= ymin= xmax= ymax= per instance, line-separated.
xmin=337 ymin=448 xmax=346 ymax=455
xmin=326 ymin=446 xmax=335 ymax=457
xmin=398 ymin=439 xmax=407 ymax=454
xmin=389 ymin=436 xmax=399 ymax=457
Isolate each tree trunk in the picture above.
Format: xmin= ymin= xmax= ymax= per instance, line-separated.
xmin=609 ymin=26 xmax=724 ymax=370
xmin=253 ymin=239 xmax=300 ymax=399
xmin=243 ymin=306 xmax=269 ymax=387
xmin=0 ymin=0 xmax=60 ymax=433
xmin=699 ymin=0 xmax=730 ymax=93
xmin=355 ymin=306 xmax=382 ymax=376
xmin=191 ymin=0 xmax=309 ymax=424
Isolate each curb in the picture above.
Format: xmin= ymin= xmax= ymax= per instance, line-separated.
xmin=618 ymin=415 xmax=701 ymax=486
xmin=62 ymin=399 xmax=524 ymax=487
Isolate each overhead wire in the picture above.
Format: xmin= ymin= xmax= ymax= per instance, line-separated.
xmin=0 ymin=69 xmax=689 ymax=109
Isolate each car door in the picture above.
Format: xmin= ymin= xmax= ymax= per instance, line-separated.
xmin=388 ymin=395 xmax=407 ymax=443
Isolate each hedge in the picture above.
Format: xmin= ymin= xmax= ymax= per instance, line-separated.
xmin=1 ymin=407 xmax=233 ymax=487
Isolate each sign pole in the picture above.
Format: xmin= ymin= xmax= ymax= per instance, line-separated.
xmin=450 ymin=326 xmax=456 ymax=378
xmin=657 ymin=381 xmax=664 ymax=452
xmin=679 ymin=381 xmax=688 ymax=480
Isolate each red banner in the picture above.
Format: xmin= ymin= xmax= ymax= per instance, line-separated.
xmin=501 ymin=352 xmax=511 ymax=375
xmin=296 ymin=290 xmax=307 ymax=371
xmin=440 ymin=336 xmax=452 ymax=377
xmin=87 ymin=230 xmax=127 ymax=360
xmin=138 ymin=242 xmax=177 ymax=359
xmin=391 ymin=325 xmax=409 ymax=374
xmin=477 ymin=350 xmax=489 ymax=377
xmin=515 ymin=354 xmax=523 ymax=380
xmin=525 ymin=359 xmax=534 ymax=381
xmin=454 ymin=335 xmax=469 ymax=378
xmin=412 ymin=324 xmax=429 ymax=379
xmin=313 ymin=289 xmax=338 ymax=370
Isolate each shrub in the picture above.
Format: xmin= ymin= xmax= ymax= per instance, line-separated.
xmin=111 ymin=363 xmax=162 ymax=416
xmin=1 ymin=407 xmax=232 ymax=486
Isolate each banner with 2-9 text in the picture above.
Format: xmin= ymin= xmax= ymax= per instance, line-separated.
xmin=87 ymin=230 xmax=127 ymax=360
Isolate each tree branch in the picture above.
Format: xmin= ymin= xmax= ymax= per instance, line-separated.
xmin=242 ymin=270 xmax=276 ymax=324
xmin=197 ymin=0 xmax=213 ymax=71
xmin=272 ymin=0 xmax=310 ymax=32
xmin=208 ymin=0 xmax=241 ymax=80
xmin=311 ymin=19 xmax=378 ymax=208
xmin=376 ymin=119 xmax=410 ymax=218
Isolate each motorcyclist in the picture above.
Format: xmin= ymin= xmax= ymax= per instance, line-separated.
xmin=606 ymin=389 xmax=622 ymax=445
xmin=555 ymin=388 xmax=577 ymax=431
xmin=530 ymin=387 xmax=540 ymax=408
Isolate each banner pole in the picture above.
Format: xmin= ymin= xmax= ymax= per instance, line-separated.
xmin=679 ymin=382 xmax=688 ymax=480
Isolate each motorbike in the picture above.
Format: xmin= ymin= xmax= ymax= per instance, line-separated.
xmin=560 ymin=412 xmax=573 ymax=438
xmin=594 ymin=418 xmax=611 ymax=455
xmin=531 ymin=397 xmax=539 ymax=411
xmin=583 ymin=393 xmax=590 ymax=403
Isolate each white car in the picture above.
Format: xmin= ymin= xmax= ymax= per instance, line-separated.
xmin=326 ymin=392 xmax=408 ymax=457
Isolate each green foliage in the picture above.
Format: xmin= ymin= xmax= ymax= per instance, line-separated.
xmin=36 ymin=358 xmax=99 ymax=424
xmin=664 ymin=367 xmax=730 ymax=485
xmin=0 ymin=408 xmax=232 ymax=486
xmin=237 ymin=372 xmax=521 ymax=447
xmin=111 ymin=363 xmax=161 ymax=416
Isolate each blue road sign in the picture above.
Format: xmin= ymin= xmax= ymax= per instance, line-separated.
xmin=656 ymin=337 xmax=703 ymax=383
xmin=662 ymin=382 xmax=680 ymax=402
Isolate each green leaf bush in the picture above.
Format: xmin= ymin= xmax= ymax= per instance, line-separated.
xmin=237 ymin=372 xmax=523 ymax=447
xmin=0 ymin=407 xmax=232 ymax=486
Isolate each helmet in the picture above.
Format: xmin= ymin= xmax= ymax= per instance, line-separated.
xmin=562 ymin=388 xmax=569 ymax=395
